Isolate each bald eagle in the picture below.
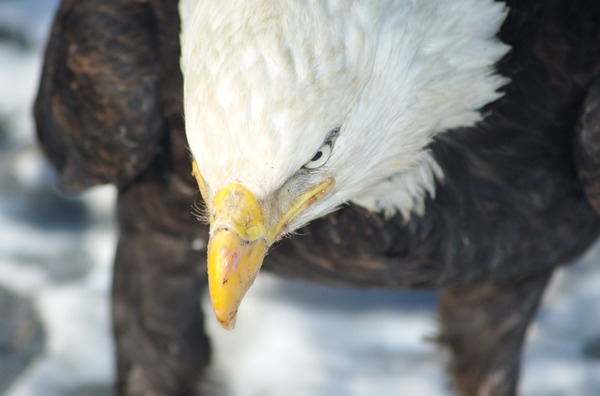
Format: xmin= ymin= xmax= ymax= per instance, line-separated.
xmin=36 ymin=0 xmax=600 ymax=395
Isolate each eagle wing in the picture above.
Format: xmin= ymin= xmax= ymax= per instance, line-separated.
xmin=575 ymin=78 xmax=600 ymax=215
xmin=34 ymin=0 xmax=168 ymax=192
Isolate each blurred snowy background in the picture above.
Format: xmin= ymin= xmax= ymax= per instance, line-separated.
xmin=0 ymin=1 xmax=599 ymax=395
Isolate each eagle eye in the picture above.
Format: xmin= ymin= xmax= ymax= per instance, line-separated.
xmin=303 ymin=142 xmax=332 ymax=169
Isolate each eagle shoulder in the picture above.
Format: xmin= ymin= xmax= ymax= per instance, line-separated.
xmin=34 ymin=0 xmax=167 ymax=191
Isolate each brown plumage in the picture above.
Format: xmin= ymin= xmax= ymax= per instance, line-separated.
xmin=36 ymin=0 xmax=600 ymax=395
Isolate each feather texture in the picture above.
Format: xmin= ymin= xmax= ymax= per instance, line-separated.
xmin=35 ymin=0 xmax=600 ymax=395
xmin=180 ymin=0 xmax=510 ymax=223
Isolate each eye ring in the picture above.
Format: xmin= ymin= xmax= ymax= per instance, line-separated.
xmin=303 ymin=142 xmax=332 ymax=169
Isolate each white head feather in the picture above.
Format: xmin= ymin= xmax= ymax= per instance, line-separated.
xmin=180 ymin=0 xmax=509 ymax=229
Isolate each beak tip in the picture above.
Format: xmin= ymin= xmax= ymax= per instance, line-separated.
xmin=216 ymin=312 xmax=237 ymax=330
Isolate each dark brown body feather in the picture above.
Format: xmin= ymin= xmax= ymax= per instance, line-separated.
xmin=35 ymin=1 xmax=600 ymax=395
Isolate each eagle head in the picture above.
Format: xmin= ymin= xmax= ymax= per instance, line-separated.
xmin=179 ymin=0 xmax=509 ymax=328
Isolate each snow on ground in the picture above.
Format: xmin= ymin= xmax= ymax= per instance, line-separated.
xmin=0 ymin=1 xmax=599 ymax=395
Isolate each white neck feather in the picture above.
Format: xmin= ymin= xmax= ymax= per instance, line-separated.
xmin=335 ymin=0 xmax=510 ymax=217
xmin=180 ymin=0 xmax=510 ymax=223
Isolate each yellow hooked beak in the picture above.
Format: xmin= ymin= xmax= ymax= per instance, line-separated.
xmin=192 ymin=161 xmax=333 ymax=329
